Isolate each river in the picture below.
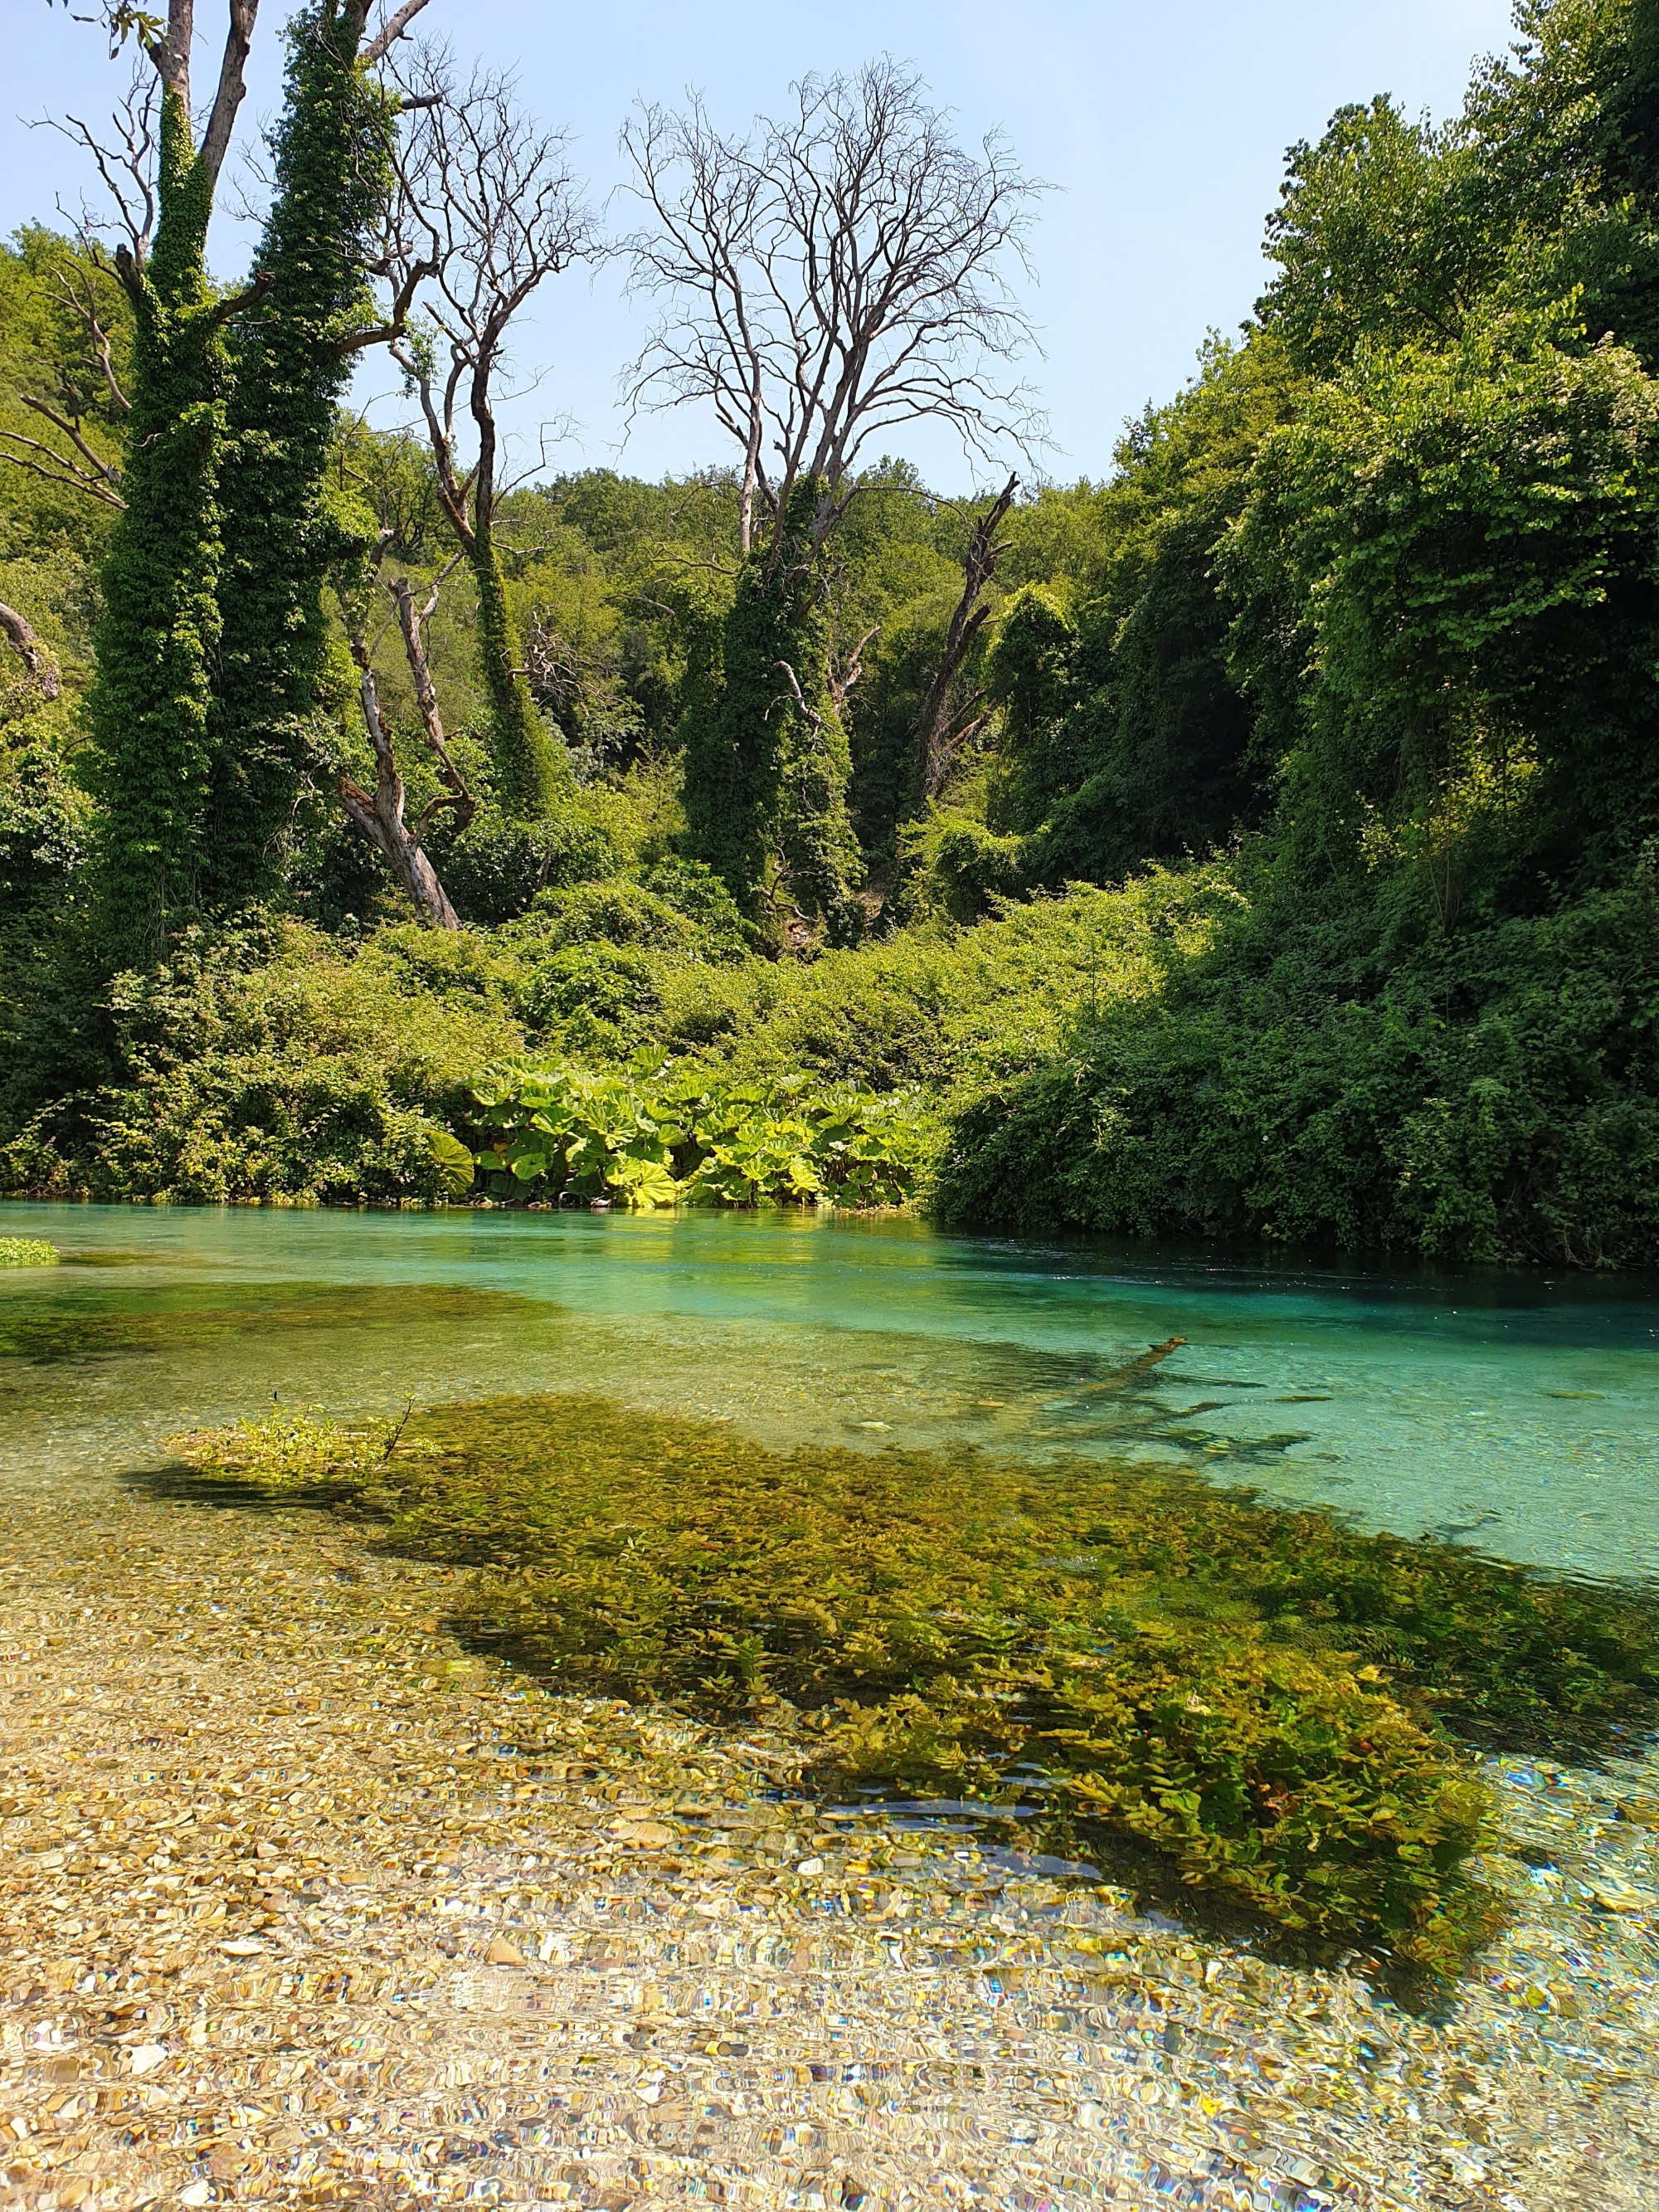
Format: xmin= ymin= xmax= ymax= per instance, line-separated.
xmin=2 ymin=1201 xmax=1657 ymax=2211
xmin=5 ymin=1201 xmax=1658 ymax=1583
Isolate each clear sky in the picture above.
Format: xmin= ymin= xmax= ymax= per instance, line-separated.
xmin=8 ymin=0 xmax=1520 ymax=491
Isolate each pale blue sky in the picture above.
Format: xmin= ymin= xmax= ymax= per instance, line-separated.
xmin=9 ymin=0 xmax=1519 ymax=489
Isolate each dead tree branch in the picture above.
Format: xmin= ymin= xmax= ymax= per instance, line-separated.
xmin=52 ymin=260 xmax=133 ymax=413
xmin=2 ymin=399 xmax=126 ymax=507
xmin=362 ymin=0 xmax=432 ymax=65
xmin=3 ymin=97 xmax=153 ymax=506
xmin=332 ymin=534 xmax=465 ymax=928
xmin=918 ymin=472 xmax=1018 ymax=798
xmin=328 ymin=477 xmax=474 ymax=923
xmin=39 ymin=77 xmax=159 ymax=275
xmin=382 ymin=47 xmax=598 ymax=560
xmin=51 ymin=4 xmax=261 ymax=181
xmin=331 ymin=251 xmax=437 ymax=358
xmin=828 ymin=622 xmax=879 ymax=714
xmin=388 ymin=558 xmax=475 ymax=833
xmin=211 ymin=268 xmax=273 ymax=324
xmin=0 ymin=602 xmax=63 ymax=704
xmin=198 ymin=0 xmax=260 ymax=187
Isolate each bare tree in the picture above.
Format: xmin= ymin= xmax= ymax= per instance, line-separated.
xmin=381 ymin=49 xmax=598 ymax=814
xmin=330 ymin=529 xmax=475 ymax=929
xmin=621 ymin=61 xmax=1044 ymax=560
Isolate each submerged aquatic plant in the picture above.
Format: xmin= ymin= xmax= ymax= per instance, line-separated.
xmin=166 ymin=1391 xmax=1659 ymax=1974
xmin=0 ymin=1238 xmax=60 ymax=1267
xmin=0 ymin=1283 xmax=536 ymax=1364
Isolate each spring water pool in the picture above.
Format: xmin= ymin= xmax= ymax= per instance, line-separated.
xmin=3 ymin=1198 xmax=1657 ymax=1587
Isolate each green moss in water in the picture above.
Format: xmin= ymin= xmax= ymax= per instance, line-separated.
xmin=0 ymin=1282 xmax=540 ymax=1362
xmin=165 ymin=1391 xmax=1659 ymax=1976
xmin=0 ymin=1238 xmax=61 ymax=1268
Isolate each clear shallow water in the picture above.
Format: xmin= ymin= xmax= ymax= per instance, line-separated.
xmin=4 ymin=1197 xmax=1657 ymax=1586
xmin=6 ymin=1205 xmax=1659 ymax=2210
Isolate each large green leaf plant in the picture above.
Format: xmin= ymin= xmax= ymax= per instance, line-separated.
xmin=462 ymin=1055 xmax=932 ymax=1210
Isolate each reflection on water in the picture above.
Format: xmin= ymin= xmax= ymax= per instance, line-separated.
xmin=2 ymin=1199 xmax=1657 ymax=1584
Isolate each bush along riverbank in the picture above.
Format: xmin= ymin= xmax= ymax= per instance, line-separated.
xmin=165 ymin=1390 xmax=1659 ymax=1982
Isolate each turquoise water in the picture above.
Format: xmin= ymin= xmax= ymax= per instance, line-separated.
xmin=6 ymin=1199 xmax=1659 ymax=2209
xmin=4 ymin=1198 xmax=1657 ymax=1586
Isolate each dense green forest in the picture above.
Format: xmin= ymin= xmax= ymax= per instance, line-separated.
xmin=3 ymin=0 xmax=1657 ymax=1266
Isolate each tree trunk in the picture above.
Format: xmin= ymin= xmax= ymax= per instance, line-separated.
xmin=339 ymin=774 xmax=461 ymax=925
xmin=469 ymin=529 xmax=560 ymax=815
xmin=338 ymin=658 xmax=460 ymax=928
xmin=917 ymin=475 xmax=1017 ymax=801
xmin=688 ymin=476 xmax=864 ymax=941
xmin=466 ymin=380 xmax=561 ymax=816
xmin=205 ymin=0 xmax=411 ymax=908
xmin=0 ymin=602 xmax=61 ymax=703
xmin=88 ymin=88 xmax=226 ymax=953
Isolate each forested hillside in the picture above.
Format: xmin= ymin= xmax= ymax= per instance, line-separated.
xmin=2 ymin=0 xmax=1657 ymax=1265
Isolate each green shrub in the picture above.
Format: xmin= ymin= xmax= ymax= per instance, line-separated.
xmin=0 ymin=739 xmax=90 ymax=915
xmin=425 ymin=812 xmax=621 ymax=926
xmin=637 ymin=855 xmax=757 ymax=949
xmin=168 ymin=1391 xmax=1659 ymax=1971
xmin=938 ymin=865 xmax=1659 ymax=1265
xmin=0 ymin=921 xmax=525 ymax=1203
xmin=497 ymin=869 xmax=760 ymax=1055
xmin=902 ymin=811 xmax=1029 ymax=923
xmin=527 ymin=879 xmax=722 ymax=957
xmin=513 ymin=943 xmax=665 ymax=1059
xmin=657 ymin=869 xmax=1238 ymax=1095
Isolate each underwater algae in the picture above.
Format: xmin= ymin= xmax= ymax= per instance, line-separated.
xmin=0 ymin=1279 xmax=542 ymax=1362
xmin=166 ymin=1388 xmax=1659 ymax=1978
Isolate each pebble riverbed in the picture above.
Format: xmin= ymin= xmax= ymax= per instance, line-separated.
xmin=2 ymin=1455 xmax=1659 ymax=2210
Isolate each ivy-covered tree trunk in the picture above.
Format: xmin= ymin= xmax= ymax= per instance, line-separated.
xmin=471 ymin=523 xmax=562 ymax=816
xmin=672 ymin=584 xmax=730 ymax=868
xmin=203 ymin=2 xmax=394 ymax=905
xmin=774 ymin=622 xmax=864 ymax=947
xmin=87 ymin=91 xmax=225 ymax=954
xmin=684 ymin=478 xmax=864 ymax=943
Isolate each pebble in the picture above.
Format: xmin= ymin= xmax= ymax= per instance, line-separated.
xmin=1589 ymin=1881 xmax=1654 ymax=1915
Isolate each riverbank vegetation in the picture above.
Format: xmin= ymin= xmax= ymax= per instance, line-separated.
xmin=166 ymin=1390 xmax=1659 ymax=1975
xmin=2 ymin=0 xmax=1657 ymax=1264
xmin=0 ymin=1237 xmax=59 ymax=1265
